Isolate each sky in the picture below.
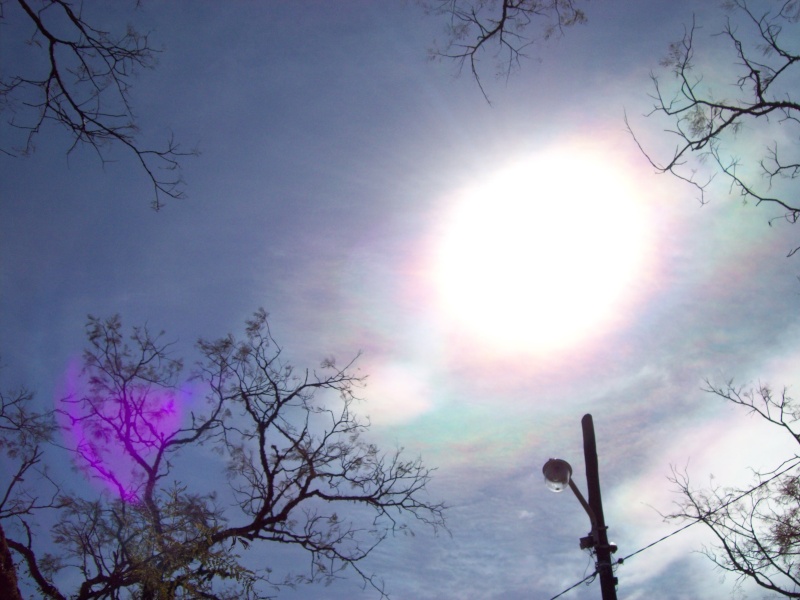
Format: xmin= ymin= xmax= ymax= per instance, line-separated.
xmin=1 ymin=1 xmax=799 ymax=599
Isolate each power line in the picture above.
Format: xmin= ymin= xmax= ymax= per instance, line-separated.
xmin=618 ymin=457 xmax=800 ymax=565
xmin=547 ymin=458 xmax=800 ymax=599
xmin=549 ymin=570 xmax=597 ymax=600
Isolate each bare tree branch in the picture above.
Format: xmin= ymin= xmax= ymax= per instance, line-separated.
xmin=6 ymin=311 xmax=446 ymax=599
xmin=668 ymin=381 xmax=800 ymax=597
xmin=0 ymin=0 xmax=196 ymax=209
xmin=425 ymin=0 xmax=589 ymax=102
xmin=629 ymin=1 xmax=800 ymax=255
xmin=0 ymin=383 xmax=64 ymax=599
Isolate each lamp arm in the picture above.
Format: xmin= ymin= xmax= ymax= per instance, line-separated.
xmin=568 ymin=479 xmax=599 ymax=533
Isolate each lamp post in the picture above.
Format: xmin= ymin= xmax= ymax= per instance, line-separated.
xmin=542 ymin=414 xmax=618 ymax=600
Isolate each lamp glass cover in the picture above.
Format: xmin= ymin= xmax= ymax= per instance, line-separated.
xmin=542 ymin=458 xmax=572 ymax=493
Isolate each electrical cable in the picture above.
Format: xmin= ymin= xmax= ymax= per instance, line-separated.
xmin=547 ymin=457 xmax=800 ymax=599
xmin=618 ymin=457 xmax=800 ymax=565
xmin=548 ymin=569 xmax=597 ymax=600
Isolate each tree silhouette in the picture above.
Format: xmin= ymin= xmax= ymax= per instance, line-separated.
xmin=0 ymin=0 xmax=195 ymax=209
xmin=2 ymin=311 xmax=446 ymax=599
xmin=0 ymin=383 xmax=58 ymax=600
xmin=426 ymin=0 xmax=589 ymax=101
xmin=669 ymin=381 xmax=800 ymax=597
xmin=629 ymin=0 xmax=800 ymax=255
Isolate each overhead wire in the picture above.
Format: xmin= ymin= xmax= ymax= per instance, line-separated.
xmin=547 ymin=457 xmax=800 ymax=599
xmin=548 ymin=570 xmax=597 ymax=599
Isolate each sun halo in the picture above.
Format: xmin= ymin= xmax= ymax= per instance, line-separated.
xmin=433 ymin=146 xmax=651 ymax=356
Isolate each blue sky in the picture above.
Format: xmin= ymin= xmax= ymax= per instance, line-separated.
xmin=2 ymin=1 xmax=799 ymax=599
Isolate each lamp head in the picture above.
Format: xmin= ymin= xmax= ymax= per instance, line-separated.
xmin=542 ymin=458 xmax=573 ymax=492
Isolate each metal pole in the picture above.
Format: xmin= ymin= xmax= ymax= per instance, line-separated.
xmin=582 ymin=414 xmax=617 ymax=600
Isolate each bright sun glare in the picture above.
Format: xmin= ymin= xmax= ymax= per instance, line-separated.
xmin=434 ymin=145 xmax=651 ymax=355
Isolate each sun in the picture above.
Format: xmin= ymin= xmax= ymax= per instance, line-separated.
xmin=433 ymin=144 xmax=651 ymax=355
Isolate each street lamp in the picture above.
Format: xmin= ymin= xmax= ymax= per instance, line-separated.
xmin=542 ymin=414 xmax=618 ymax=600
xmin=542 ymin=458 xmax=599 ymax=542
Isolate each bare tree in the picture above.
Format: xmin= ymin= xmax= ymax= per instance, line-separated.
xmin=3 ymin=311 xmax=446 ymax=599
xmin=426 ymin=0 xmax=589 ymax=101
xmin=0 ymin=384 xmax=59 ymax=600
xmin=629 ymin=0 xmax=800 ymax=255
xmin=669 ymin=381 xmax=800 ymax=597
xmin=0 ymin=386 xmax=59 ymax=521
xmin=630 ymin=5 xmax=800 ymax=590
xmin=0 ymin=0 xmax=195 ymax=209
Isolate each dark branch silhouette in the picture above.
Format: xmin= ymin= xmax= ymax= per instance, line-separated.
xmin=426 ymin=0 xmax=588 ymax=101
xmin=669 ymin=381 xmax=800 ymax=597
xmin=2 ymin=311 xmax=446 ymax=599
xmin=628 ymin=1 xmax=800 ymax=255
xmin=0 ymin=0 xmax=195 ymax=209
xmin=0 ymin=383 xmax=60 ymax=600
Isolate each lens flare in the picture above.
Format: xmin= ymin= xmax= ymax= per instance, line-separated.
xmin=57 ymin=359 xmax=187 ymax=502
